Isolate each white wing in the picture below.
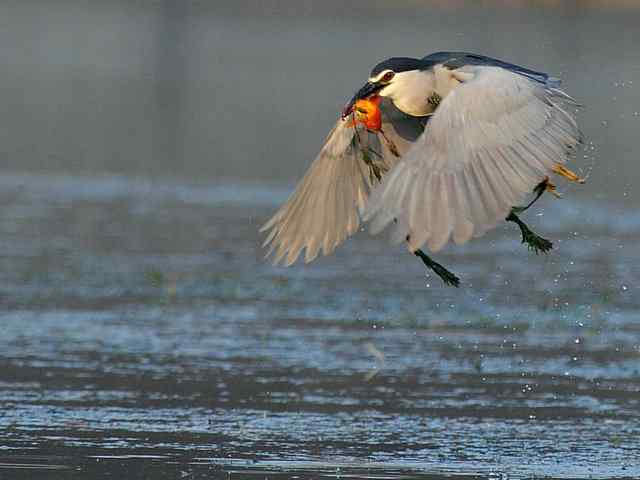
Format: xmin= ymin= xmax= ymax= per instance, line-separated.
xmin=363 ymin=66 xmax=581 ymax=253
xmin=260 ymin=116 xmax=402 ymax=266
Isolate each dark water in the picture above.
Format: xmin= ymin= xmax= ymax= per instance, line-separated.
xmin=1 ymin=1 xmax=640 ymax=479
xmin=0 ymin=173 xmax=639 ymax=479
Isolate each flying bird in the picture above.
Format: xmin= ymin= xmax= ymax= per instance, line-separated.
xmin=261 ymin=52 xmax=584 ymax=287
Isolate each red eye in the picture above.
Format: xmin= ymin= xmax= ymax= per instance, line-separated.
xmin=381 ymin=71 xmax=395 ymax=83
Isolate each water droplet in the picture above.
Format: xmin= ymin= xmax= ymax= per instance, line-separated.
xmin=622 ymin=285 xmax=628 ymax=292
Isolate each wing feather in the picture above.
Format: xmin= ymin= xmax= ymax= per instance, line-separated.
xmin=364 ymin=66 xmax=581 ymax=252
xmin=261 ymin=104 xmax=413 ymax=265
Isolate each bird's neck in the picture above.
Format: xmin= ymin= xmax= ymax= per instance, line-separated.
xmin=383 ymin=66 xmax=465 ymax=117
xmin=381 ymin=70 xmax=436 ymax=117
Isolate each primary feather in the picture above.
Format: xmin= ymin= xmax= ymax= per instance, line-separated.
xmin=260 ymin=106 xmax=411 ymax=265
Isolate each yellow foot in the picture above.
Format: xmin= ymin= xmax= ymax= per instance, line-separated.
xmin=552 ymin=164 xmax=586 ymax=184
xmin=544 ymin=177 xmax=562 ymax=198
xmin=533 ymin=176 xmax=562 ymax=199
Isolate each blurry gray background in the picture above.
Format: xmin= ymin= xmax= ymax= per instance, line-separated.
xmin=1 ymin=0 xmax=639 ymax=203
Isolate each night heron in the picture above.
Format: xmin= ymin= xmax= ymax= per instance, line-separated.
xmin=261 ymin=52 xmax=584 ymax=287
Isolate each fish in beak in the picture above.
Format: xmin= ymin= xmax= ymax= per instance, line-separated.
xmin=341 ymin=81 xmax=383 ymax=119
xmin=351 ymin=96 xmax=382 ymax=131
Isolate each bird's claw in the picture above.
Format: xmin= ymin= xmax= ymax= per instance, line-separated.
xmin=430 ymin=262 xmax=461 ymax=287
xmin=544 ymin=180 xmax=562 ymax=199
xmin=552 ymin=164 xmax=585 ymax=184
xmin=534 ymin=176 xmax=562 ymax=198
xmin=520 ymin=228 xmax=553 ymax=255
xmin=506 ymin=211 xmax=553 ymax=255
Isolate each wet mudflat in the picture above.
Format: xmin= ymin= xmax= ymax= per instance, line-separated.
xmin=0 ymin=174 xmax=638 ymax=479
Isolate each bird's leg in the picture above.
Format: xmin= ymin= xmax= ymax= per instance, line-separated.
xmin=402 ymin=230 xmax=459 ymax=287
xmin=413 ymin=247 xmax=460 ymax=288
xmin=505 ymin=211 xmax=553 ymax=254
xmin=511 ymin=177 xmax=558 ymax=214
xmin=506 ymin=164 xmax=585 ymax=254
xmin=507 ymin=177 xmax=555 ymax=254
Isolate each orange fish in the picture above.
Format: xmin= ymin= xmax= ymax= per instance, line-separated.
xmin=350 ymin=95 xmax=382 ymax=131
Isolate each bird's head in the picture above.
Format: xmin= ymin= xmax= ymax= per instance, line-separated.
xmin=342 ymin=57 xmax=423 ymax=118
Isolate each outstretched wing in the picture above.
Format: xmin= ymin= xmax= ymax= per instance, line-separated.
xmin=364 ymin=65 xmax=581 ymax=253
xmin=261 ymin=104 xmax=420 ymax=266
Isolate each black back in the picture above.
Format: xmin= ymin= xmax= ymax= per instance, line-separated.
xmin=421 ymin=51 xmax=552 ymax=85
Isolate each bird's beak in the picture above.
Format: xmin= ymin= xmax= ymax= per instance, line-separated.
xmin=342 ymin=81 xmax=382 ymax=119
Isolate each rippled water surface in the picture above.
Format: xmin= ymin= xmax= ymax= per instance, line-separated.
xmin=1 ymin=173 xmax=639 ymax=479
xmin=2 ymin=1 xmax=640 ymax=478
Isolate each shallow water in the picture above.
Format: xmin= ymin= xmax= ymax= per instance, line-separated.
xmin=0 ymin=173 xmax=639 ymax=479
xmin=2 ymin=1 xmax=640 ymax=478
